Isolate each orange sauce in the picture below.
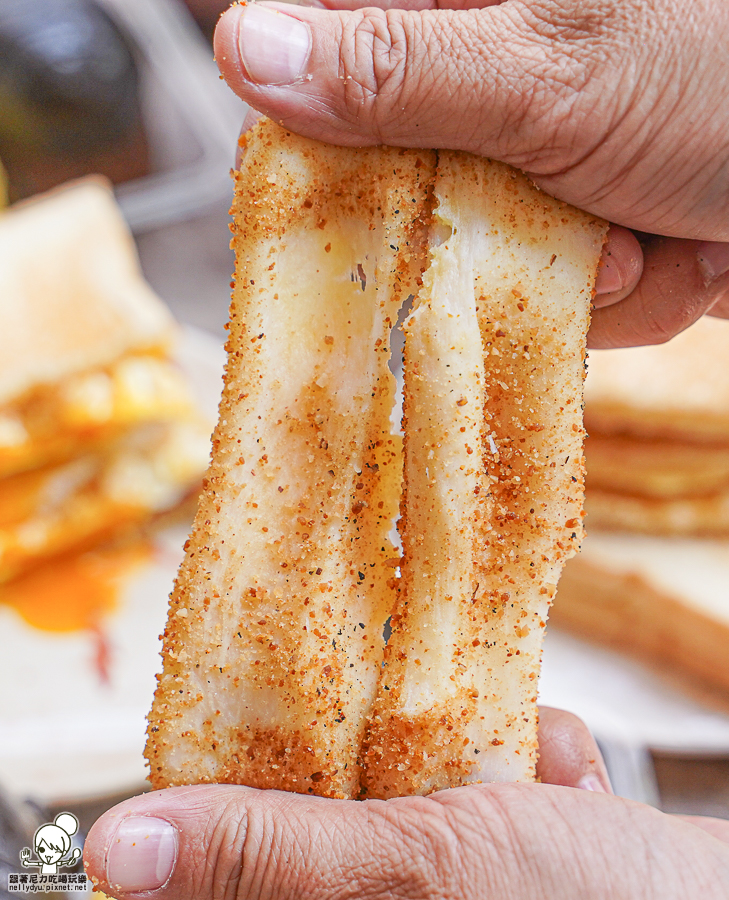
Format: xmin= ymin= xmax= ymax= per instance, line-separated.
xmin=0 ymin=542 xmax=150 ymax=633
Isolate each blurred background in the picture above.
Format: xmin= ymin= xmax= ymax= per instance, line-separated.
xmin=0 ymin=0 xmax=239 ymax=333
xmin=0 ymin=0 xmax=727 ymax=895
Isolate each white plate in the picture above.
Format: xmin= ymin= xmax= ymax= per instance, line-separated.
xmin=539 ymin=628 xmax=729 ymax=753
xmin=3 ymin=327 xmax=729 ymax=805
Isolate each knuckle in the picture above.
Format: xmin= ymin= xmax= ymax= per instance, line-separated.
xmin=638 ymin=294 xmax=701 ymax=346
xmin=634 ymin=251 xmax=712 ymax=346
xmin=197 ymin=796 xmax=305 ymax=900
xmin=338 ymin=10 xmax=421 ymax=137
xmin=361 ymin=798 xmax=474 ymax=900
xmin=641 ymin=306 xmax=697 ymax=345
xmin=318 ymin=801 xmax=441 ymax=900
xmin=487 ymin=1 xmax=615 ymax=169
xmin=248 ymin=805 xmax=318 ymax=900
xmin=202 ymin=798 xmax=250 ymax=900
xmin=518 ymin=0 xmax=611 ymax=46
xmin=709 ymin=290 xmax=729 ymax=319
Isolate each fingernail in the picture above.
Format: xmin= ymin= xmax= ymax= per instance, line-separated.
xmin=106 ymin=816 xmax=177 ymax=893
xmin=577 ymin=773 xmax=608 ymax=793
xmin=238 ymin=5 xmax=312 ymax=86
xmin=697 ymin=241 xmax=729 ymax=285
xmin=594 ymin=255 xmax=623 ymax=295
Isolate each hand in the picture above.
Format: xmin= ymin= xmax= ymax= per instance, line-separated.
xmin=213 ymin=0 xmax=729 ymax=348
xmin=20 ymin=847 xmax=31 ymax=867
xmin=83 ymin=709 xmax=729 ymax=898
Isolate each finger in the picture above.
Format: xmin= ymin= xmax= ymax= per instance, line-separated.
xmin=83 ymin=781 xmax=727 ymax=900
xmin=86 ymin=784 xmax=504 ymax=900
xmin=306 ymin=0 xmax=503 ymax=10
xmin=588 ymin=238 xmax=729 ymax=348
xmin=83 ymin=785 xmax=373 ymax=899
xmin=709 ymin=298 xmax=729 ymax=319
xmin=242 ymin=107 xmax=264 ymax=132
xmin=593 ymin=226 xmax=644 ymax=309
xmin=702 ymin=241 xmax=729 ymax=319
xmin=536 ymin=707 xmax=612 ymax=793
xmin=213 ymin=0 xmax=594 ymax=153
xmin=676 ymin=816 xmax=729 ymax=845
xmin=81 ymin=783 xmax=485 ymax=900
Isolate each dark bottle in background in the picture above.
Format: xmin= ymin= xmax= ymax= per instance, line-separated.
xmin=0 ymin=0 xmax=149 ymax=201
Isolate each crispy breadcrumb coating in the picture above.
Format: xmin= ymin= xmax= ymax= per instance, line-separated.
xmin=147 ymin=121 xmax=606 ymax=799
xmin=361 ymin=153 xmax=606 ymax=797
xmin=146 ymin=121 xmax=435 ymax=797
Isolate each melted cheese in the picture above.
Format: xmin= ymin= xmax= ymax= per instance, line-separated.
xmin=0 ymin=543 xmax=149 ymax=633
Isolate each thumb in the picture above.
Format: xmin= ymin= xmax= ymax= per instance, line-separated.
xmin=82 ymin=782 xmax=729 ymax=899
xmin=214 ymin=0 xmax=599 ymax=164
xmin=83 ymin=784 xmax=458 ymax=899
xmin=82 ymin=781 xmax=727 ymax=899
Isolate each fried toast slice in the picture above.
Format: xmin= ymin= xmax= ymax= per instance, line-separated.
xmin=146 ymin=121 xmax=435 ymax=798
xmin=361 ymin=153 xmax=606 ymax=796
xmin=148 ymin=122 xmax=606 ymax=799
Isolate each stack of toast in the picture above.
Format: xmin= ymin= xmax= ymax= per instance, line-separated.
xmin=553 ymin=316 xmax=729 ymax=694
xmin=0 ymin=178 xmax=210 ymax=585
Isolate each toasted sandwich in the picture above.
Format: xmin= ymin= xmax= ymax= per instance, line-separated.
xmin=584 ymin=316 xmax=729 ymax=535
xmin=0 ymin=178 xmax=210 ymax=581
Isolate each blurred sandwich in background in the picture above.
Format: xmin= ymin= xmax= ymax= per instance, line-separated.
xmin=553 ymin=317 xmax=729 ymax=695
xmin=0 ymin=178 xmax=210 ymax=583
xmin=554 ymin=530 xmax=729 ymax=695
xmin=583 ymin=316 xmax=729 ymax=536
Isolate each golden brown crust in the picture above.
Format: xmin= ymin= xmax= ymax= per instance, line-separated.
xmin=582 ymin=318 xmax=729 ymax=537
xmin=585 ymin=488 xmax=729 ymax=537
xmin=147 ymin=125 xmax=605 ymax=800
xmin=586 ymin=433 xmax=729 ymax=501
xmin=584 ymin=317 xmax=729 ymax=443
xmin=361 ymin=154 xmax=606 ymax=798
xmin=0 ymin=178 xmax=173 ymax=407
xmin=145 ymin=121 xmax=436 ymax=798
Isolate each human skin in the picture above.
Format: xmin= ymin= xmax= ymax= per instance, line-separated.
xmin=83 ymin=4 xmax=729 ymax=894
xmin=213 ymin=0 xmax=729 ymax=348
xmin=84 ymin=707 xmax=729 ymax=899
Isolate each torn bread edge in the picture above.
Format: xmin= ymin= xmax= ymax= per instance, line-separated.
xmin=146 ymin=120 xmax=607 ymax=799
